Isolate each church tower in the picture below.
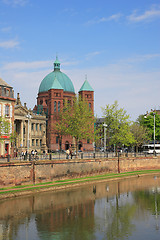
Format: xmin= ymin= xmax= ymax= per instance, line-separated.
xmin=79 ymin=77 xmax=94 ymax=151
xmin=79 ymin=76 xmax=94 ymax=113
xmin=48 ymin=76 xmax=64 ymax=150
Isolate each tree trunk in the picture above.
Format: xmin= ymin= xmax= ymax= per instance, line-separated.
xmin=75 ymin=138 xmax=78 ymax=159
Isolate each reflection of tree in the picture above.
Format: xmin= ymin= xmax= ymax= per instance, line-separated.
xmin=133 ymin=190 xmax=160 ymax=216
xmin=94 ymin=194 xmax=137 ymax=240
xmin=106 ymin=195 xmax=136 ymax=240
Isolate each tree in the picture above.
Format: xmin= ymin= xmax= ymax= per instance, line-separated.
xmin=52 ymin=114 xmax=68 ymax=151
xmin=54 ymin=97 xmax=94 ymax=156
xmin=102 ymin=101 xmax=135 ymax=153
xmin=0 ymin=117 xmax=11 ymax=139
xmin=130 ymin=122 xmax=150 ymax=152
xmin=138 ymin=112 xmax=160 ymax=141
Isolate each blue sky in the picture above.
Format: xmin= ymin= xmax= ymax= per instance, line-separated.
xmin=0 ymin=0 xmax=160 ymax=120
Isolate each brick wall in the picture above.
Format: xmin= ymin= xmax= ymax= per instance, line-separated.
xmin=0 ymin=156 xmax=160 ymax=186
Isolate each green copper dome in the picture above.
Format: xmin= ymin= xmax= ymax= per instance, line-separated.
xmin=38 ymin=57 xmax=75 ymax=93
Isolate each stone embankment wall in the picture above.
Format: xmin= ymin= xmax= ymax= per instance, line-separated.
xmin=0 ymin=156 xmax=160 ymax=186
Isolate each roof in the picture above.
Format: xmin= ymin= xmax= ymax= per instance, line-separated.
xmin=50 ymin=76 xmax=64 ymax=90
xmin=79 ymin=80 xmax=94 ymax=92
xmin=0 ymin=78 xmax=11 ymax=88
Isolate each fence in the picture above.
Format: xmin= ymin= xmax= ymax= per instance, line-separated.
xmin=0 ymin=151 xmax=159 ymax=163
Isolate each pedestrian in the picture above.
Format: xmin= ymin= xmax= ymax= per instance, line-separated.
xmin=66 ymin=149 xmax=70 ymax=159
xmin=25 ymin=151 xmax=28 ymax=160
xmin=21 ymin=151 xmax=24 ymax=160
xmin=31 ymin=150 xmax=35 ymax=156
xmin=69 ymin=148 xmax=73 ymax=159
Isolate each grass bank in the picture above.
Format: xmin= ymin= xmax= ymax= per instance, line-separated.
xmin=0 ymin=169 xmax=160 ymax=200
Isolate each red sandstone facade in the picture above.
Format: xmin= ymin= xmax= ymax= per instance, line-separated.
xmin=34 ymin=59 xmax=94 ymax=152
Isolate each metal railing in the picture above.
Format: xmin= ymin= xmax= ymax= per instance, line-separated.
xmin=0 ymin=151 xmax=159 ymax=163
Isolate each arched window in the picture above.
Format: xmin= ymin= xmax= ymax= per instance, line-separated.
xmin=58 ymin=101 xmax=60 ymax=112
xmin=54 ymin=101 xmax=57 ymax=112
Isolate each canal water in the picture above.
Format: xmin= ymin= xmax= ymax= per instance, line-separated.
xmin=0 ymin=175 xmax=160 ymax=240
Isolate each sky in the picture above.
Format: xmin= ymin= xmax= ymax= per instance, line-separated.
xmin=0 ymin=0 xmax=160 ymax=121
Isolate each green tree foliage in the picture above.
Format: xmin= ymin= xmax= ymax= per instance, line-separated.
xmin=0 ymin=117 xmax=16 ymax=145
xmin=54 ymin=97 xmax=94 ymax=155
xmin=94 ymin=117 xmax=103 ymax=150
xmin=0 ymin=117 xmax=10 ymax=139
xmin=102 ymin=101 xmax=135 ymax=152
xmin=138 ymin=112 xmax=160 ymax=141
xmin=130 ymin=122 xmax=150 ymax=152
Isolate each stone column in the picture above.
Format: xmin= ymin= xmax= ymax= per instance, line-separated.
xmin=41 ymin=123 xmax=47 ymax=151
xmin=20 ymin=120 xmax=24 ymax=148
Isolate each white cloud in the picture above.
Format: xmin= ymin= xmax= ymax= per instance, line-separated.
xmin=126 ymin=53 xmax=160 ymax=63
xmin=85 ymin=51 xmax=101 ymax=60
xmin=3 ymin=60 xmax=52 ymax=70
xmin=2 ymin=0 xmax=28 ymax=6
xmin=2 ymin=59 xmax=80 ymax=71
xmin=1 ymin=27 xmax=12 ymax=33
xmin=127 ymin=5 xmax=160 ymax=22
xmin=60 ymin=8 xmax=78 ymax=16
xmin=1 ymin=54 xmax=160 ymax=121
xmin=0 ymin=39 xmax=19 ymax=49
xmin=86 ymin=13 xmax=122 ymax=25
xmin=99 ymin=13 xmax=122 ymax=22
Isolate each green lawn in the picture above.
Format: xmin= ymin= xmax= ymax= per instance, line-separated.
xmin=0 ymin=169 xmax=160 ymax=195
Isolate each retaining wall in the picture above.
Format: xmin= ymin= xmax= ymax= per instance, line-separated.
xmin=0 ymin=156 xmax=160 ymax=186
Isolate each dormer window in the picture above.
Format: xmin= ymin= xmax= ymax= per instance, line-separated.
xmin=6 ymin=89 xmax=9 ymax=97
xmin=4 ymin=88 xmax=10 ymax=97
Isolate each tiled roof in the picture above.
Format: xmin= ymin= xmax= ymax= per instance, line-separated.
xmin=0 ymin=78 xmax=11 ymax=87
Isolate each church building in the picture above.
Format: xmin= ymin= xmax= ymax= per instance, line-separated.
xmin=34 ymin=57 xmax=94 ymax=151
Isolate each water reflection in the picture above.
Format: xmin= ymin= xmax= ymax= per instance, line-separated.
xmin=0 ymin=175 xmax=160 ymax=240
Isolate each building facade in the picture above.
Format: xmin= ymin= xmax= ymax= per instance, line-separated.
xmin=0 ymin=78 xmax=16 ymax=157
xmin=34 ymin=57 xmax=94 ymax=151
xmin=14 ymin=93 xmax=47 ymax=155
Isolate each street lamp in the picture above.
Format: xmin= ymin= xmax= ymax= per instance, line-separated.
xmin=153 ymin=112 xmax=156 ymax=154
xmin=103 ymin=123 xmax=107 ymax=152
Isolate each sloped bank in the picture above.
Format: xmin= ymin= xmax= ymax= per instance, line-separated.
xmin=0 ymin=170 xmax=160 ymax=200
